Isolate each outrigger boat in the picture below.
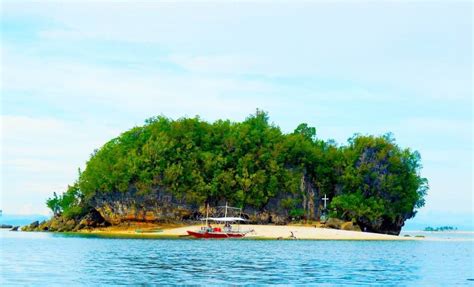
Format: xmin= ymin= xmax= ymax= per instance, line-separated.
xmin=187 ymin=204 xmax=253 ymax=239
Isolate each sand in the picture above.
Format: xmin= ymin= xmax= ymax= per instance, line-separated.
xmin=80 ymin=223 xmax=415 ymax=240
xmin=162 ymin=224 xmax=414 ymax=240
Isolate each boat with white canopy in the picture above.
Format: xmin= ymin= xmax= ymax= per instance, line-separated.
xmin=186 ymin=204 xmax=253 ymax=239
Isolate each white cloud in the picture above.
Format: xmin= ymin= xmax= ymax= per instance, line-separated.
xmin=1 ymin=1 xmax=472 ymax=217
xmin=1 ymin=115 xmax=122 ymax=214
xmin=4 ymin=1 xmax=471 ymax=103
xmin=2 ymin=46 xmax=280 ymax=121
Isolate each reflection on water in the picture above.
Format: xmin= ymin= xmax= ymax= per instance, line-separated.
xmin=1 ymin=230 xmax=473 ymax=285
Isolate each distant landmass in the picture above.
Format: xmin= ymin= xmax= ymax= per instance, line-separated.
xmin=1 ymin=214 xmax=49 ymax=227
xmin=423 ymin=226 xmax=457 ymax=232
xmin=403 ymin=211 xmax=474 ymax=231
xmin=26 ymin=111 xmax=428 ymax=235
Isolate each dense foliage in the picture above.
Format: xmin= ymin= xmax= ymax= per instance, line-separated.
xmin=46 ymin=183 xmax=84 ymax=219
xmin=329 ymin=134 xmax=428 ymax=225
xmin=47 ymin=111 xmax=428 ymax=226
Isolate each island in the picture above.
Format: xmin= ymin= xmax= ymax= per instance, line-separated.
xmin=424 ymin=226 xmax=458 ymax=232
xmin=23 ymin=111 xmax=428 ymax=239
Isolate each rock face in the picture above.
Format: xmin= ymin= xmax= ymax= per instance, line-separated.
xmin=22 ymin=210 xmax=109 ymax=232
xmin=324 ymin=218 xmax=362 ymax=232
xmin=90 ymin=188 xmax=295 ymax=226
xmin=90 ymin=189 xmax=196 ymax=225
xmin=356 ymin=216 xmax=405 ymax=235
xmin=21 ymin=187 xmax=300 ymax=232
xmin=29 ymin=221 xmax=39 ymax=229
xmin=340 ymin=221 xmax=361 ymax=232
xmin=74 ymin=209 xmax=110 ymax=230
xmin=22 ymin=189 xmax=399 ymax=235
xmin=326 ymin=218 xmax=345 ymax=229
xmin=300 ymin=173 xmax=319 ymax=221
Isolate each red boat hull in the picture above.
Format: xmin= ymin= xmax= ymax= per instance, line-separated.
xmin=187 ymin=230 xmax=246 ymax=239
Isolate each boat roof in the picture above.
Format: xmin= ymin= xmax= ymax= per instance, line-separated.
xmin=201 ymin=217 xmax=246 ymax=222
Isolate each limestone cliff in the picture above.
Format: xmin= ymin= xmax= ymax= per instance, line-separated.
xmin=90 ymin=187 xmax=293 ymax=226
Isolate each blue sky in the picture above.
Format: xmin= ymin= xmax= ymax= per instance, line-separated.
xmin=1 ymin=1 xmax=472 ymax=228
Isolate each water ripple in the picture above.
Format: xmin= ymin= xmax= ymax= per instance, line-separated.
xmin=1 ymin=231 xmax=473 ymax=285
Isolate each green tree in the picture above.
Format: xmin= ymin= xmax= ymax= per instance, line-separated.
xmin=332 ymin=134 xmax=428 ymax=233
xmin=46 ymin=192 xmax=61 ymax=216
xmin=294 ymin=123 xmax=317 ymax=142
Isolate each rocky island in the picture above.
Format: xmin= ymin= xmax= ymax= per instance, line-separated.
xmin=24 ymin=111 xmax=428 ymax=237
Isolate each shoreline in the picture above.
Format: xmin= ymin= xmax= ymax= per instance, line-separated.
xmin=7 ymin=226 xmax=472 ymax=241
xmin=74 ymin=224 xmax=417 ymax=241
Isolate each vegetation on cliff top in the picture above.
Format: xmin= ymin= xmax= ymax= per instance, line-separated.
xmin=47 ymin=110 xmax=428 ymax=230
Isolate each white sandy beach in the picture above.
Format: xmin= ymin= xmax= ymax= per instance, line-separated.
xmin=160 ymin=224 xmax=414 ymax=240
xmin=77 ymin=224 xmax=474 ymax=241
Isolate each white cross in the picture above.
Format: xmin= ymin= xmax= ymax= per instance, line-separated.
xmin=322 ymin=194 xmax=329 ymax=209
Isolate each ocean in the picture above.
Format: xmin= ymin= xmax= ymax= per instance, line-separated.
xmin=1 ymin=230 xmax=472 ymax=285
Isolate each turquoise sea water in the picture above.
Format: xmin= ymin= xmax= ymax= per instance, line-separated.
xmin=1 ymin=230 xmax=473 ymax=286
